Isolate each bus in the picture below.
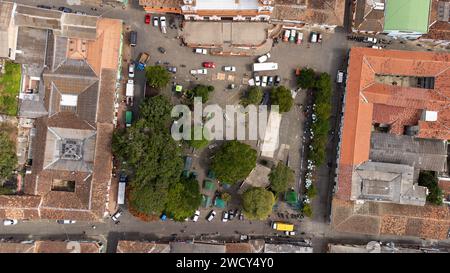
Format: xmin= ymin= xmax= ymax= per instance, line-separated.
xmin=272 ymin=221 xmax=294 ymax=232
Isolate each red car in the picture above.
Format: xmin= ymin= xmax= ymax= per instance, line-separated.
xmin=145 ymin=14 xmax=151 ymax=24
xmin=202 ymin=62 xmax=216 ymax=68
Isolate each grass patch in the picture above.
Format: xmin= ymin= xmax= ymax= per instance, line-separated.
xmin=0 ymin=61 xmax=21 ymax=115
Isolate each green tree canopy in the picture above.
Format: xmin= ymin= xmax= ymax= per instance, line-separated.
xmin=165 ymin=176 xmax=202 ymax=221
xmin=269 ymin=162 xmax=295 ymax=194
xmin=418 ymin=171 xmax=443 ymax=205
xmin=112 ymin=96 xmax=183 ymax=215
xmin=270 ymin=86 xmax=293 ymax=113
xmin=187 ymin=84 xmax=214 ymax=103
xmin=145 ymin=65 xmax=171 ymax=89
xmin=241 ymin=86 xmax=263 ymax=106
xmin=211 ymin=141 xmax=257 ymax=184
xmin=242 ymin=187 xmax=275 ymax=220
xmin=0 ymin=132 xmax=17 ymax=180
xmin=297 ymin=68 xmax=316 ymax=89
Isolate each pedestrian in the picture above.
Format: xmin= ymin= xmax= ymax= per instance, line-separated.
xmin=115 ymin=221 xmax=120 ymax=225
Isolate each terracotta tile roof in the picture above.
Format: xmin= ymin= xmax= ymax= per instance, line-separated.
xmin=331 ymin=198 xmax=450 ymax=239
xmin=422 ymin=0 xmax=450 ymax=40
xmin=438 ymin=179 xmax=450 ymax=195
xmin=116 ymin=241 xmax=170 ymax=253
xmin=273 ymin=0 xmax=346 ymax=26
xmin=0 ymin=17 xmax=121 ymax=222
xmin=336 ymin=48 xmax=450 ymax=200
xmin=225 ymin=243 xmax=254 ymax=253
xmin=0 ymin=241 xmax=102 ymax=253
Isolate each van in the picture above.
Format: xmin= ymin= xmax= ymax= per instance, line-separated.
xmin=336 ymin=70 xmax=345 ymax=83
xmin=130 ymin=31 xmax=137 ymax=47
xmin=310 ymin=32 xmax=318 ymax=43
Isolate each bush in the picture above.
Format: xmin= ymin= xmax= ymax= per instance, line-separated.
xmin=221 ymin=192 xmax=231 ymax=202
xmin=0 ymin=132 xmax=17 ymax=181
xmin=269 ymin=162 xmax=295 ymax=194
xmin=306 ymin=185 xmax=317 ymax=198
xmin=302 ymin=203 xmax=313 ymax=218
xmin=187 ymin=84 xmax=215 ymax=103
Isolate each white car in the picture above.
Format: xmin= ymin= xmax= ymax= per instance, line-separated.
xmin=223 ymin=112 xmax=230 ymax=121
xmin=257 ymin=53 xmax=271 ymax=63
xmin=336 ymin=70 xmax=345 ymax=83
xmin=56 ymin=220 xmax=76 ymax=224
xmin=222 ymin=211 xmax=229 ymax=222
xmin=285 ymin=231 xmax=296 ymax=236
xmin=207 ymin=210 xmax=216 ymax=222
xmin=190 ymin=69 xmax=207 ymax=75
xmin=128 ymin=63 xmax=135 ymax=78
xmin=255 ymin=75 xmax=261 ymax=86
xmin=160 ymin=16 xmax=167 ymax=33
xmin=262 ymin=76 xmax=268 ymax=87
xmin=111 ymin=209 xmax=122 ymax=222
xmin=195 ymin=48 xmax=207 ymax=55
xmin=3 ymin=219 xmax=18 ymax=226
xmin=372 ymin=45 xmax=382 ymax=49
xmin=223 ymin=66 xmax=236 ymax=72
xmin=192 ymin=210 xmax=200 ymax=222
xmin=153 ymin=17 xmax=159 ymax=27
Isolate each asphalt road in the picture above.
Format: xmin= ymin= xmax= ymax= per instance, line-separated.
xmin=5 ymin=0 xmax=450 ymax=252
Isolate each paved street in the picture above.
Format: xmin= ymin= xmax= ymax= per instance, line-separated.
xmin=4 ymin=0 xmax=450 ymax=252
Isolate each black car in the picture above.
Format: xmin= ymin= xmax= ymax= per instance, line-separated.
xmin=58 ymin=7 xmax=73 ymax=13
xmin=37 ymin=5 xmax=52 ymax=9
xmin=228 ymin=209 xmax=234 ymax=220
xmin=158 ymin=47 xmax=166 ymax=54
xmin=275 ymin=75 xmax=281 ymax=86
xmin=267 ymin=76 xmax=274 ymax=86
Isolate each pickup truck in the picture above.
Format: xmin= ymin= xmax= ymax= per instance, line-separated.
xmin=137 ymin=52 xmax=150 ymax=71
xmin=190 ymin=68 xmax=207 ymax=75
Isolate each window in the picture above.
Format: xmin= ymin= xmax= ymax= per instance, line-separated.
xmin=51 ymin=179 xmax=75 ymax=192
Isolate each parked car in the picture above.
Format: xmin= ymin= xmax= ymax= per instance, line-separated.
xmin=160 ymin=16 xmax=167 ymax=33
xmin=228 ymin=83 xmax=236 ymax=89
xmin=75 ymin=11 xmax=86 ymax=15
xmin=255 ymin=75 xmax=261 ymax=86
xmin=228 ymin=209 xmax=234 ymax=220
xmin=257 ymin=53 xmax=271 ymax=63
xmin=3 ymin=219 xmax=18 ymax=226
xmin=195 ymin=48 xmax=207 ymax=55
xmin=267 ymin=76 xmax=274 ymax=86
xmin=128 ymin=63 xmax=135 ymax=78
xmin=318 ymin=33 xmax=323 ymax=43
xmin=310 ymin=32 xmax=318 ymax=43
xmin=202 ymin=62 xmax=216 ymax=68
xmin=145 ymin=14 xmax=151 ymax=24
xmin=190 ymin=68 xmax=207 ymax=75
xmin=289 ymin=29 xmax=296 ymax=42
xmin=261 ymin=76 xmax=268 ymax=87
xmin=223 ymin=66 xmax=236 ymax=72
xmin=285 ymin=231 xmax=296 ymax=236
xmin=371 ymin=45 xmax=382 ymax=49
xmin=192 ymin=210 xmax=200 ymax=222
xmin=283 ymin=29 xmax=291 ymax=42
xmin=37 ymin=5 xmax=52 ymax=9
xmin=222 ymin=211 xmax=229 ymax=222
xmin=56 ymin=220 xmax=76 ymax=224
xmin=336 ymin=70 xmax=345 ymax=83
xmin=167 ymin=66 xmax=177 ymax=73
xmin=58 ymin=7 xmax=73 ymax=13
xmin=275 ymin=75 xmax=281 ymax=86
xmin=160 ymin=213 xmax=167 ymax=221
xmin=158 ymin=47 xmax=166 ymax=54
xmin=111 ymin=209 xmax=122 ymax=222
xmin=129 ymin=31 xmax=137 ymax=47
xmin=153 ymin=17 xmax=159 ymax=27
xmin=223 ymin=112 xmax=230 ymax=121
xmin=207 ymin=210 xmax=216 ymax=222
xmin=296 ymin=32 xmax=304 ymax=44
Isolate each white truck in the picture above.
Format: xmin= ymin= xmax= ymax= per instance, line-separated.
xmin=117 ymin=182 xmax=126 ymax=205
xmin=126 ymin=80 xmax=134 ymax=106
xmin=253 ymin=62 xmax=278 ymax=72
xmin=160 ymin=16 xmax=167 ymax=34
